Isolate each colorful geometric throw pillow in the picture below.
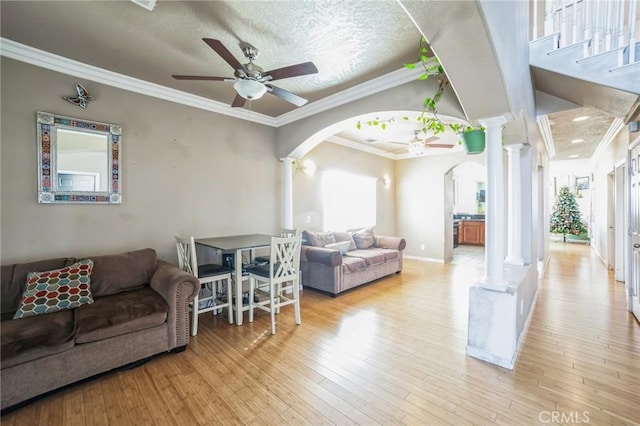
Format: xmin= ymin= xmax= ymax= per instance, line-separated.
xmin=13 ymin=259 xmax=94 ymax=319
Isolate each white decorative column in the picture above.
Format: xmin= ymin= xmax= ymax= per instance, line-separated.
xmin=468 ymin=118 xmax=538 ymax=370
xmin=504 ymin=144 xmax=525 ymax=265
xmin=479 ymin=116 xmax=508 ymax=290
xmin=281 ymin=157 xmax=294 ymax=229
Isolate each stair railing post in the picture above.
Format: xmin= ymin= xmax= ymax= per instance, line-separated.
xmin=617 ymin=0 xmax=625 ymax=66
xmin=560 ymin=0 xmax=567 ymax=47
xmin=583 ymin=0 xmax=592 ymax=58
xmin=545 ymin=0 xmax=558 ymax=47
xmin=593 ymin=0 xmax=601 ymax=54
xmin=629 ymin=0 xmax=637 ymax=64
xmin=571 ymin=0 xmax=579 ymax=46
xmin=604 ymin=0 xmax=613 ymax=51
xmin=532 ymin=0 xmax=539 ymax=40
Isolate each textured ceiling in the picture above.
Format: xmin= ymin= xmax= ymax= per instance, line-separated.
xmin=546 ymin=107 xmax=615 ymax=160
xmin=0 ymin=0 xmax=627 ymax=160
xmin=0 ymin=0 xmax=420 ymax=117
xmin=333 ymin=111 xmax=466 ymax=159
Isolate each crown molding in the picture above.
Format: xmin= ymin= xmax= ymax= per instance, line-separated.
xmin=1 ymin=37 xmax=422 ymax=129
xmin=536 ymin=115 xmax=556 ymax=158
xmin=0 ymin=38 xmax=278 ymax=127
xmin=275 ymin=65 xmax=424 ymax=126
xmin=590 ymin=117 xmax=625 ymax=164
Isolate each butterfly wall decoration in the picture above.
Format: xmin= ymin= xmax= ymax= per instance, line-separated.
xmin=63 ymin=83 xmax=95 ymax=108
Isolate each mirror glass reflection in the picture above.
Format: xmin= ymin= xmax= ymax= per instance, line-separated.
xmin=36 ymin=111 xmax=122 ymax=204
xmin=56 ymin=129 xmax=109 ymax=192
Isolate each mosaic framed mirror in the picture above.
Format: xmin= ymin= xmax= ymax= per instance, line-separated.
xmin=36 ymin=111 xmax=122 ymax=204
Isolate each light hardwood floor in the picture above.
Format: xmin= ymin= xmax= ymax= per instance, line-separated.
xmin=3 ymin=242 xmax=639 ymax=425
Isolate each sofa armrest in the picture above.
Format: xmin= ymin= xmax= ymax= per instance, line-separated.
xmin=150 ymin=260 xmax=199 ymax=348
xmin=300 ymin=246 xmax=343 ymax=266
xmin=374 ymin=236 xmax=406 ymax=251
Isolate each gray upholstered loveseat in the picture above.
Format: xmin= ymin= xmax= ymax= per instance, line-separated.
xmin=0 ymin=248 xmax=199 ymax=410
xmin=300 ymin=229 xmax=406 ymax=296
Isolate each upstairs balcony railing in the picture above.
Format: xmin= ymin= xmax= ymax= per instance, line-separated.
xmin=531 ymin=0 xmax=639 ymax=67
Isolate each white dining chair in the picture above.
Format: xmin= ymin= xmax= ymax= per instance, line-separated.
xmin=246 ymin=234 xmax=302 ymax=335
xmin=175 ymin=235 xmax=233 ymax=335
xmin=254 ymin=228 xmax=298 ymax=265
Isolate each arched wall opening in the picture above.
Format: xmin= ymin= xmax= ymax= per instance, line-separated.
xmin=444 ymin=161 xmax=487 ymax=263
xmin=282 ymin=107 xmax=471 ymax=240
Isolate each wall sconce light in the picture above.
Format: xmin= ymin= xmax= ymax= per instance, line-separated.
xmin=301 ymin=160 xmax=316 ymax=176
xmin=383 ymin=175 xmax=391 ymax=188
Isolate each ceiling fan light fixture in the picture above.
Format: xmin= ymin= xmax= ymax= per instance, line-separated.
xmin=407 ymin=142 xmax=426 ymax=155
xmin=234 ymin=79 xmax=267 ymax=100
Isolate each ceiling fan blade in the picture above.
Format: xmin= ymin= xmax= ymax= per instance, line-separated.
xmin=203 ymin=38 xmax=244 ymax=70
xmin=426 ymin=143 xmax=455 ymax=148
xmin=265 ymin=84 xmax=308 ymax=107
xmin=172 ymin=75 xmax=233 ymax=81
xmin=231 ymin=94 xmax=247 ymax=108
xmin=423 ymin=135 xmax=440 ymax=143
xmin=264 ymin=62 xmax=318 ymax=81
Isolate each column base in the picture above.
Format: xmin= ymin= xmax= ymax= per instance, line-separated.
xmin=505 ymin=257 xmax=525 ymax=266
xmin=466 ymin=346 xmax=515 ymax=369
xmin=478 ymin=278 xmax=511 ymax=292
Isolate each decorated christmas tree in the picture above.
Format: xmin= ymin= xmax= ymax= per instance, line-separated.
xmin=550 ymin=186 xmax=587 ymax=241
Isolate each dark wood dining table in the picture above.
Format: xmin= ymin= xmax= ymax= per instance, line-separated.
xmin=195 ymin=234 xmax=272 ymax=325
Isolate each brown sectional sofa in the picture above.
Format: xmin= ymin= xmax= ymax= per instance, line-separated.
xmin=0 ymin=248 xmax=199 ymax=411
xmin=300 ymin=230 xmax=406 ymax=295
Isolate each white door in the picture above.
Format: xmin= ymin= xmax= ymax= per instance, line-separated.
xmin=614 ymin=163 xmax=626 ymax=282
xmin=607 ymin=172 xmax=615 ymax=270
xmin=629 ymin=140 xmax=640 ymax=321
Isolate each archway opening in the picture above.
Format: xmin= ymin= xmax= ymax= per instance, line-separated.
xmin=446 ymin=161 xmax=486 ymax=264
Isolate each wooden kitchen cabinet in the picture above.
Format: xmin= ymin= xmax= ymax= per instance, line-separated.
xmin=459 ymin=220 xmax=485 ymax=246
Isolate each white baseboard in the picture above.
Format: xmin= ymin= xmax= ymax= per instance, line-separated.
xmin=591 ymin=245 xmax=608 ymax=267
xmin=403 ymin=255 xmax=445 ymax=264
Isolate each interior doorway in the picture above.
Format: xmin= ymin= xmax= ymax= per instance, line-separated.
xmin=607 ymin=171 xmax=615 ymax=270
xmin=446 ymin=162 xmax=486 ymax=264
xmin=628 ymin=139 xmax=640 ymax=322
xmin=614 ymin=162 xmax=626 ymax=282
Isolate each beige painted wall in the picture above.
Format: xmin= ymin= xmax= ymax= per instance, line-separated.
xmin=589 ymin=128 xmax=630 ymax=266
xmin=292 ymin=142 xmax=396 ymax=236
xmin=396 ymin=152 xmax=486 ymax=261
xmin=1 ymin=58 xmax=280 ymax=264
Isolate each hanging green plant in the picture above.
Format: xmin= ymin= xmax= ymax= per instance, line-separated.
xmin=357 ymin=37 xmax=483 ymax=147
xmin=459 ymin=128 xmax=486 ymax=154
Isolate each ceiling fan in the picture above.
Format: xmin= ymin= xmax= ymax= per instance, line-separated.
xmin=370 ymin=130 xmax=455 ymax=155
xmin=172 ymin=38 xmax=318 ymax=108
